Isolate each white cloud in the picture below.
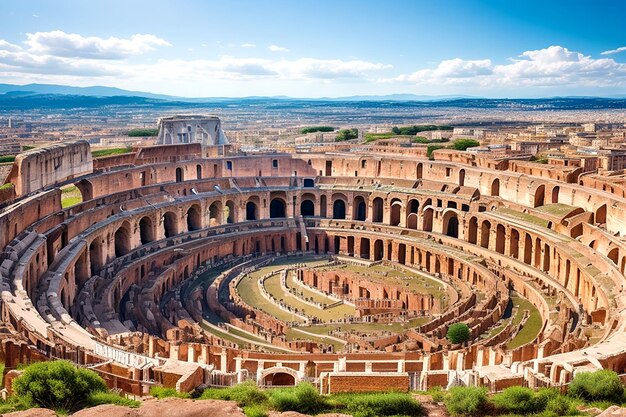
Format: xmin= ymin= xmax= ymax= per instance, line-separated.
xmin=601 ymin=46 xmax=626 ymax=55
xmin=268 ymin=44 xmax=289 ymax=52
xmin=391 ymin=46 xmax=626 ymax=89
xmin=24 ymin=30 xmax=170 ymax=59
xmin=240 ymin=43 xmax=256 ymax=48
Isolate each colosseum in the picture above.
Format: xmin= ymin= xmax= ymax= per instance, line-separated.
xmin=1 ymin=119 xmax=626 ymax=395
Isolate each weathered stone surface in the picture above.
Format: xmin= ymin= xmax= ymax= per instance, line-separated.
xmin=71 ymin=398 xmax=245 ymax=417
xmin=1 ymin=409 xmax=58 ymax=417
xmin=597 ymin=406 xmax=626 ymax=417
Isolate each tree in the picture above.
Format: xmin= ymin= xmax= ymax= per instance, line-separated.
xmin=447 ymin=322 xmax=470 ymax=344
xmin=335 ymin=128 xmax=358 ymax=142
xmin=451 ymin=139 xmax=480 ymax=151
xmin=13 ymin=361 xmax=107 ymax=412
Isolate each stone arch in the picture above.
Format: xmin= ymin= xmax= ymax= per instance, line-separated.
xmin=465 ymin=216 xmax=477 ymax=244
xmin=186 ymin=204 xmax=202 ymax=231
xmin=608 ymin=247 xmax=619 ymax=266
xmin=163 ymin=211 xmax=179 ymax=237
xmin=196 ymin=164 xmax=202 ymax=179
xmin=459 ymin=169 xmax=465 ymax=186
xmin=390 ymin=198 xmax=402 ymax=226
xmin=510 ymin=228 xmax=520 ymax=259
xmin=360 ymin=237 xmax=370 ymax=259
xmin=595 ymin=204 xmax=607 ymax=224
xmin=442 ymin=210 xmax=459 ymax=238
xmin=270 ymin=198 xmax=286 ymax=218
xmin=495 ymin=224 xmax=506 ymax=254
xmin=75 ymin=179 xmax=93 ymax=202
xmin=422 ymin=207 xmax=434 ymax=232
xmin=208 ymin=201 xmax=223 ymax=226
xmin=480 ymin=220 xmax=491 ymax=248
xmin=416 ymin=163 xmax=423 ymax=179
xmin=373 ymin=239 xmax=384 ymax=261
xmin=139 ymin=216 xmax=155 ymax=244
xmin=259 ymin=366 xmax=299 ymax=387
xmin=372 ymin=197 xmax=384 ymax=223
xmin=225 ymin=200 xmax=236 ymax=223
xmin=246 ymin=199 xmax=259 ymax=221
xmin=552 ymin=186 xmax=560 ymax=204
xmin=353 ymin=196 xmax=367 ymax=221
xmin=300 ymin=199 xmax=315 ymax=217
xmin=333 ymin=199 xmax=346 ymax=219
xmin=534 ymin=185 xmax=545 ymax=208
xmin=114 ymin=221 xmax=132 ymax=257
xmin=490 ymin=178 xmax=500 ymax=197
xmin=175 ymin=167 xmax=183 ymax=183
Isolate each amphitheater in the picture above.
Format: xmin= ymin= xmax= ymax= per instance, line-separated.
xmin=1 ymin=120 xmax=626 ymax=395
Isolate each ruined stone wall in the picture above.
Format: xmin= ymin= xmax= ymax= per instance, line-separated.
xmin=4 ymin=140 xmax=92 ymax=196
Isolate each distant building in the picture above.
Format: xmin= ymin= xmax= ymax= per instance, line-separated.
xmin=156 ymin=115 xmax=229 ymax=151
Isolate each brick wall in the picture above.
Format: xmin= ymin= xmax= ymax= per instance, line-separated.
xmin=321 ymin=372 xmax=409 ymax=394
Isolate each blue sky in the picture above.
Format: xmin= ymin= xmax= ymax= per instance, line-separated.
xmin=1 ymin=0 xmax=626 ymax=97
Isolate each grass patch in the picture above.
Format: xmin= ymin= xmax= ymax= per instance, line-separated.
xmin=0 ymin=183 xmax=13 ymax=190
xmin=506 ymin=292 xmax=542 ymax=349
xmin=330 ymin=391 xmax=422 ymax=417
xmin=0 ymin=155 xmax=15 ymax=163
xmin=60 ymin=185 xmax=83 ymax=208
xmin=86 ymin=391 xmax=140 ymax=408
xmin=91 ymin=146 xmax=132 ymax=158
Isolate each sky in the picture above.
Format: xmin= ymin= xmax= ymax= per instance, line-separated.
xmin=1 ymin=0 xmax=626 ymax=98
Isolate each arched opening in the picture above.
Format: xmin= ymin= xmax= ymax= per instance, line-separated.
xmin=139 ymin=216 xmax=155 ymax=244
xmin=510 ymin=228 xmax=520 ymax=259
xmin=186 ymin=204 xmax=202 ymax=231
xmin=406 ymin=213 xmax=418 ymax=229
xmin=320 ymin=195 xmax=327 ymax=217
xmin=608 ymin=247 xmax=619 ymax=266
xmin=390 ymin=199 xmax=402 ymax=226
xmin=374 ymin=239 xmax=384 ymax=261
xmin=552 ymin=186 xmax=560 ymax=204
xmin=75 ymin=179 xmax=93 ymax=202
xmin=480 ymin=220 xmax=491 ymax=248
xmin=468 ymin=217 xmax=478 ymax=244
xmin=398 ymin=243 xmax=406 ymax=264
xmin=459 ymin=169 xmax=465 ymax=186
xmin=524 ymin=234 xmax=532 ymax=264
xmin=163 ymin=211 xmax=179 ymax=238
xmin=496 ymin=224 xmax=505 ymax=254
xmin=534 ymin=185 xmax=545 ymax=208
xmin=490 ymin=179 xmax=500 ymax=197
xmin=175 ymin=167 xmax=183 ymax=183
xmin=372 ymin=197 xmax=384 ymax=223
xmin=246 ymin=201 xmax=258 ymax=220
xmin=353 ymin=196 xmax=366 ymax=221
xmin=360 ymin=238 xmax=370 ymax=259
xmin=416 ymin=163 xmax=423 ymax=179
xmin=264 ymin=372 xmax=295 ymax=387
xmin=422 ymin=208 xmax=433 ymax=232
xmin=443 ymin=212 xmax=459 ymax=238
xmin=208 ymin=201 xmax=222 ymax=226
xmin=333 ymin=199 xmax=346 ymax=219
xmin=89 ymin=240 xmax=103 ymax=275
xmin=196 ymin=164 xmax=202 ymax=179
xmin=270 ymin=198 xmax=286 ymax=218
xmin=595 ymin=204 xmax=607 ymax=225
xmin=300 ymin=199 xmax=315 ymax=217
xmin=225 ymin=200 xmax=236 ymax=223
xmin=114 ymin=222 xmax=131 ymax=257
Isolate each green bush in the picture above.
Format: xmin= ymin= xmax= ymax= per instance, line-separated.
xmin=242 ymin=404 xmax=269 ymax=417
xmin=428 ymin=386 xmax=446 ymax=402
xmin=335 ymin=128 xmax=358 ymax=141
xmin=331 ymin=392 xmax=422 ymax=417
xmin=200 ymin=380 xmax=268 ymax=408
xmin=269 ymin=382 xmax=328 ymax=414
xmin=86 ymin=391 xmax=140 ymax=408
xmin=568 ymin=370 xmax=624 ymax=403
xmin=492 ymin=386 xmax=547 ymax=414
xmin=451 ymin=138 xmax=480 ymax=151
xmin=426 ymin=145 xmax=445 ymax=159
xmin=544 ymin=394 xmax=580 ymax=416
xmin=13 ymin=361 xmax=107 ymax=413
xmin=128 ymin=128 xmax=158 ymax=137
xmin=445 ymin=386 xmax=488 ymax=417
xmin=447 ymin=323 xmax=471 ymax=344
xmin=300 ymin=126 xmax=335 ymax=134
xmin=149 ymin=386 xmax=191 ymax=399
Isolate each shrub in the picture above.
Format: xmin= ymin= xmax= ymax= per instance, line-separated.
xmin=568 ymin=370 xmax=624 ymax=403
xmin=150 ymin=386 xmax=190 ymax=399
xmin=269 ymin=382 xmax=328 ymax=414
xmin=447 ymin=323 xmax=471 ymax=344
xmin=544 ymin=394 xmax=580 ymax=416
xmin=493 ymin=386 xmax=547 ymax=414
xmin=242 ymin=404 xmax=269 ymax=417
xmin=451 ymin=138 xmax=480 ymax=151
xmin=332 ymin=392 xmax=422 ymax=417
xmin=12 ymin=361 xmax=107 ymax=412
xmin=200 ymin=381 xmax=268 ymax=408
xmin=86 ymin=391 xmax=140 ymax=408
xmin=428 ymin=386 xmax=446 ymax=403
xmin=445 ymin=386 xmax=488 ymax=417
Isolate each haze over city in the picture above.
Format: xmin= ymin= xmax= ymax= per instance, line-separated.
xmin=1 ymin=0 xmax=626 ymax=98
